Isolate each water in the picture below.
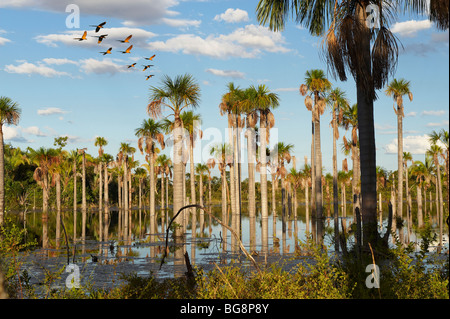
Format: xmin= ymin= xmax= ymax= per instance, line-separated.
xmin=10 ymin=201 xmax=449 ymax=293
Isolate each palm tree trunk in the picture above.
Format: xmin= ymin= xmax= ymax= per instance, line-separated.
xmin=397 ymin=112 xmax=404 ymax=220
xmin=417 ymin=185 xmax=423 ymax=228
xmin=0 ymin=126 xmax=5 ymax=225
xmin=42 ymin=175 xmax=49 ymax=249
xmin=189 ymin=136 xmax=196 ymax=227
xmin=73 ymin=161 xmax=77 ymax=241
xmin=123 ymin=158 xmax=129 ymax=240
xmin=260 ymin=111 xmax=269 ymax=225
xmin=56 ymin=174 xmax=61 ymax=248
xmin=161 ymin=174 xmax=165 ymax=212
xmin=435 ymin=158 xmax=444 ymax=248
xmin=247 ymin=128 xmax=256 ymax=219
xmin=99 ymin=162 xmax=103 ymax=213
xmin=172 ymin=114 xmax=185 ymax=237
xmin=332 ymin=106 xmax=339 ymax=252
xmin=311 ymin=118 xmax=316 ymax=217
xmin=150 ymin=150 xmax=156 ymax=223
xmin=81 ymin=152 xmax=86 ymax=241
xmin=104 ymin=163 xmax=109 ymax=239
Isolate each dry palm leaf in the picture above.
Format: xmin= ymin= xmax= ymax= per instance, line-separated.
xmin=342 ymin=158 xmax=348 ymax=172
xmin=352 ymin=127 xmax=358 ymax=145
xmin=343 ymin=136 xmax=349 ymax=151
xmin=299 ymin=84 xmax=308 ymax=96
xmin=247 ymin=111 xmax=258 ymax=128
xmin=305 ymin=96 xmax=313 ymax=111
xmin=137 ymin=137 xmax=144 ymax=155
xmin=408 ymin=91 xmax=413 ymax=102
xmin=156 ymin=133 xmax=165 ymax=150
xmin=317 ymin=98 xmax=326 ymax=115
xmin=147 ymin=98 xmax=163 ymax=119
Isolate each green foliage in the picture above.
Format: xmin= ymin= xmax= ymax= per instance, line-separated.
xmin=0 ymin=217 xmax=37 ymax=298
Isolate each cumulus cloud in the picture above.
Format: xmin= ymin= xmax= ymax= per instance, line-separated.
xmin=206 ymin=68 xmax=245 ymax=79
xmin=148 ymin=24 xmax=290 ymax=59
xmin=35 ymin=27 xmax=156 ymax=48
xmin=421 ymin=110 xmax=446 ymax=116
xmin=383 ymin=134 xmax=446 ymax=155
xmin=37 ymin=108 xmax=68 ymax=116
xmin=42 ymin=58 xmax=78 ymax=65
xmin=4 ymin=61 xmax=71 ymax=77
xmin=22 ymin=126 xmax=47 ymax=137
xmin=214 ymin=8 xmax=249 ymax=23
xmin=0 ymin=36 xmax=11 ymax=46
xmin=0 ymin=0 xmax=180 ymax=26
xmin=2 ymin=126 xmax=28 ymax=143
xmin=391 ymin=19 xmax=432 ymax=37
xmin=79 ymin=58 xmax=129 ymax=75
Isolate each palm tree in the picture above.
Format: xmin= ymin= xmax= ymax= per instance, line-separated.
xmin=94 ymin=137 xmax=108 ymax=213
xmin=340 ymin=103 xmax=360 ymax=214
xmin=67 ymin=150 xmax=81 ymax=240
xmin=427 ymin=143 xmax=445 ymax=248
xmin=255 ymin=0 xmax=444 ymax=247
xmin=300 ymin=69 xmax=331 ymax=222
xmin=28 ymin=147 xmax=58 ymax=248
xmin=386 ymin=78 xmax=413 ymax=222
xmin=0 ymin=96 xmax=21 ymax=224
xmin=147 ymin=74 xmax=201 ymax=235
xmin=135 ymin=119 xmax=165 ymax=219
xmin=275 ymin=142 xmax=294 ymax=220
xmin=429 ymin=129 xmax=449 ymax=212
xmin=77 ymin=147 xmax=88 ymax=240
xmin=245 ymin=85 xmax=280 ymax=228
xmin=209 ymin=143 xmax=232 ymax=226
xmin=410 ymin=160 xmax=427 ymax=228
xmin=403 ymin=151 xmax=413 ymax=236
xmin=219 ymin=83 xmax=244 ymax=224
xmin=180 ymin=111 xmax=202 ymax=219
xmin=327 ymin=87 xmax=348 ymax=249
xmin=118 ymin=142 xmax=135 ymax=238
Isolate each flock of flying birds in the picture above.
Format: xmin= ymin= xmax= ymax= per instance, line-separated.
xmin=74 ymin=21 xmax=156 ymax=80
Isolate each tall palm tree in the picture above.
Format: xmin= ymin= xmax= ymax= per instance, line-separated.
xmin=135 ymin=119 xmax=165 ymax=219
xmin=341 ymin=103 xmax=360 ymax=214
xmin=427 ymin=143 xmax=445 ymax=248
xmin=28 ymin=147 xmax=58 ymax=248
xmin=403 ymin=151 xmax=413 ymax=234
xmin=219 ymin=83 xmax=245 ymax=223
xmin=0 ymin=96 xmax=21 ymax=224
xmin=67 ymin=150 xmax=81 ymax=240
xmin=429 ymin=129 xmax=449 ymax=212
xmin=245 ymin=85 xmax=280 ymax=228
xmin=147 ymin=74 xmax=201 ymax=234
xmin=327 ymin=87 xmax=348 ymax=242
xmin=255 ymin=0 xmax=443 ymax=247
xmin=300 ymin=69 xmax=331 ymax=222
xmin=118 ymin=142 xmax=136 ymax=238
xmin=77 ymin=147 xmax=88 ymax=241
xmin=94 ymin=137 xmax=108 ymax=213
xmin=210 ymin=143 xmax=232 ymax=226
xmin=386 ymin=78 xmax=413 ymax=222
xmin=410 ymin=160 xmax=427 ymax=228
xmin=180 ymin=111 xmax=202 ymax=219
xmin=275 ymin=142 xmax=294 ymax=220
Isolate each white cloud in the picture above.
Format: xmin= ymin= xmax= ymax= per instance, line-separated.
xmin=160 ymin=18 xmax=201 ymax=28
xmin=206 ymin=68 xmax=245 ymax=79
xmin=421 ymin=110 xmax=446 ymax=116
xmin=3 ymin=126 xmax=28 ymax=142
xmin=35 ymin=27 xmax=157 ymax=48
xmin=391 ymin=20 xmax=432 ymax=37
xmin=0 ymin=37 xmax=11 ymax=45
xmin=214 ymin=8 xmax=249 ymax=23
xmin=275 ymin=88 xmax=298 ymax=92
xmin=79 ymin=58 xmax=129 ymax=75
xmin=426 ymin=120 xmax=449 ymax=127
xmin=383 ymin=134 xmax=446 ymax=155
xmin=1 ymin=0 xmax=179 ymax=26
xmin=42 ymin=58 xmax=78 ymax=65
xmin=22 ymin=126 xmax=47 ymax=137
xmin=4 ymin=61 xmax=71 ymax=77
xmin=148 ymin=24 xmax=290 ymax=59
xmin=37 ymin=108 xmax=68 ymax=116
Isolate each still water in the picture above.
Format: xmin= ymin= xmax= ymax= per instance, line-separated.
xmin=13 ymin=202 xmax=448 ymax=291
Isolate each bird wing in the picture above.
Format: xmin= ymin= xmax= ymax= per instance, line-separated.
xmin=126 ymin=45 xmax=133 ymax=52
xmin=82 ymin=31 xmax=87 ymax=39
xmin=99 ymin=22 xmax=106 ymax=27
xmin=125 ymin=35 xmax=132 ymax=42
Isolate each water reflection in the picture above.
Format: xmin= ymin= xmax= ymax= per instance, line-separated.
xmin=16 ymin=201 xmax=448 ymax=284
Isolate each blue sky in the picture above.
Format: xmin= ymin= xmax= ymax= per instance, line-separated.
xmin=1 ymin=0 xmax=448 ymax=177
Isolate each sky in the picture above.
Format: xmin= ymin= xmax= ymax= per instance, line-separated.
xmin=1 ymin=0 xmax=448 ymax=177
